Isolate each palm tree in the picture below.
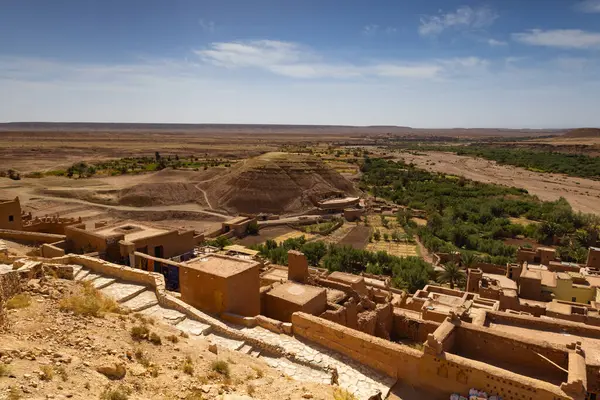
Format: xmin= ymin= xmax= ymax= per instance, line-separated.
xmin=460 ymin=252 xmax=479 ymax=269
xmin=438 ymin=262 xmax=466 ymax=290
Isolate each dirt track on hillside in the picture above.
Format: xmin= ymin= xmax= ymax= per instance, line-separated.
xmin=397 ymin=151 xmax=600 ymax=215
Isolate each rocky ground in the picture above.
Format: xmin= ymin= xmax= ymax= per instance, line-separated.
xmin=0 ymin=277 xmax=339 ymax=400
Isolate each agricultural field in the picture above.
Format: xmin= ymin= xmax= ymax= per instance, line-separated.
xmin=366 ymin=214 xmax=419 ymax=257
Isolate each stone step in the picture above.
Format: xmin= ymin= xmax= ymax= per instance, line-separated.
xmin=204 ymin=333 xmax=245 ymax=351
xmin=239 ymin=344 xmax=253 ymax=355
xmin=100 ymin=282 xmax=148 ymax=303
xmin=139 ymin=304 xmax=186 ymax=325
xmin=74 ymin=269 xmax=90 ymax=281
xmin=70 ymin=265 xmax=84 ymax=279
xmin=250 ymin=350 xmax=261 ymax=358
xmin=175 ymin=318 xmax=212 ymax=336
xmin=92 ymin=276 xmax=116 ymax=289
xmin=82 ymin=272 xmax=101 ymax=282
xmin=121 ymin=290 xmax=159 ymax=312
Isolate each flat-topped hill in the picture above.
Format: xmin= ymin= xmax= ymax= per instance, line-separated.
xmin=563 ymin=128 xmax=600 ymax=138
xmin=203 ymin=152 xmax=359 ymax=214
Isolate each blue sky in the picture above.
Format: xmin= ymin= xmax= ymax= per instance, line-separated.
xmin=2 ymin=0 xmax=600 ymax=127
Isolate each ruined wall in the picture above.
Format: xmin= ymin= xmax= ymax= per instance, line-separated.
xmin=453 ymin=324 xmax=568 ymax=385
xmin=0 ymin=269 xmax=21 ymax=327
xmin=392 ymin=311 xmax=439 ymax=343
xmin=41 ymin=243 xmax=66 ymax=258
xmin=292 ymin=313 xmax=571 ymax=400
xmin=64 ymin=225 xmax=112 ymax=254
xmin=486 ymin=311 xmax=600 ymax=339
xmin=0 ymin=229 xmax=65 ymax=244
xmin=0 ymin=199 xmax=23 ymax=230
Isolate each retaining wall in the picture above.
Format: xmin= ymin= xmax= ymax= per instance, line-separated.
xmin=0 ymin=229 xmax=65 ymax=244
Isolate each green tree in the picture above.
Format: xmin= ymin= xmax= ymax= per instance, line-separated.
xmin=438 ymin=262 xmax=466 ymax=290
xmin=460 ymin=252 xmax=479 ymax=269
xmin=246 ymin=221 xmax=259 ymax=235
xmin=373 ymin=230 xmax=381 ymax=241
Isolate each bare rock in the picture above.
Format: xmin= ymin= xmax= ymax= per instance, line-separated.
xmin=208 ymin=343 xmax=218 ymax=354
xmin=96 ymin=362 xmax=126 ymax=380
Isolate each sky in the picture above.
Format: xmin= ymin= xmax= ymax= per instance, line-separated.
xmin=1 ymin=0 xmax=600 ymax=128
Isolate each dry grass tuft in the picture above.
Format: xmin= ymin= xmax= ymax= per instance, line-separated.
xmin=130 ymin=325 xmax=150 ymax=341
xmin=100 ymin=384 xmax=132 ymax=400
xmin=182 ymin=355 xmax=194 ymax=376
xmin=59 ymin=281 xmax=121 ymax=317
xmin=39 ymin=365 xmax=54 ymax=381
xmin=333 ymin=388 xmax=358 ymax=400
xmin=56 ymin=365 xmax=68 ymax=382
xmin=0 ymin=363 xmax=10 ymax=377
xmin=210 ymin=360 xmax=230 ymax=378
xmin=251 ymin=365 xmax=264 ymax=378
xmin=165 ymin=334 xmax=179 ymax=343
xmin=149 ymin=332 xmax=162 ymax=345
xmin=6 ymin=293 xmax=31 ymax=309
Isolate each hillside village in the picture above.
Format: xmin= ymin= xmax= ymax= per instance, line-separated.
xmin=2 ymin=145 xmax=600 ymax=400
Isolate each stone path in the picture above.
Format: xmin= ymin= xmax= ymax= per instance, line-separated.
xmin=71 ymin=266 xmax=396 ymax=399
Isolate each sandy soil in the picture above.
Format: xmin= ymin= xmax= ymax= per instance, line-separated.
xmin=397 ymin=151 xmax=600 ymax=215
xmin=0 ymin=278 xmax=335 ymax=400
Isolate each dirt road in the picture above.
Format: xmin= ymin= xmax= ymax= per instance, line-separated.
xmin=397 ymin=151 xmax=600 ymax=215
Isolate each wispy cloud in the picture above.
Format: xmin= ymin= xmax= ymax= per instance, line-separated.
xmin=199 ymin=19 xmax=215 ymax=33
xmin=195 ymin=40 xmax=487 ymax=80
xmin=419 ymin=6 xmax=498 ymax=36
xmin=576 ymin=0 xmax=600 ymax=13
xmin=487 ymin=38 xmax=508 ymax=47
xmin=362 ymin=24 xmax=397 ymax=36
xmin=512 ymin=29 xmax=600 ymax=49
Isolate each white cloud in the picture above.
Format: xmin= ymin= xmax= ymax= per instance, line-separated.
xmin=195 ymin=40 xmax=484 ymax=79
xmin=488 ymin=38 xmax=507 ymax=47
xmin=363 ymin=24 xmax=379 ymax=35
xmin=199 ymin=19 xmax=215 ymax=33
xmin=513 ymin=29 xmax=600 ymax=49
xmin=576 ymin=0 xmax=600 ymax=13
xmin=419 ymin=6 xmax=498 ymax=36
xmin=362 ymin=25 xmax=397 ymax=36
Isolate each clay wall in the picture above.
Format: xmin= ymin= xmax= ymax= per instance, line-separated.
xmin=64 ymin=225 xmax=114 ymax=254
xmin=392 ymin=311 xmax=439 ymax=343
xmin=474 ymin=262 xmax=507 ymax=275
xmin=588 ymin=248 xmax=600 ymax=269
xmin=517 ymin=248 xmax=537 ymax=264
xmin=292 ymin=313 xmax=571 ymax=400
xmin=452 ymin=324 xmax=568 ymax=385
xmin=0 ymin=229 xmax=65 ymax=244
xmin=518 ymin=274 xmax=542 ymax=301
xmin=129 ymin=229 xmax=195 ymax=259
xmin=343 ymin=208 xmax=363 ymax=222
xmin=41 ymin=243 xmax=66 ymax=258
xmin=485 ymin=311 xmax=600 ymax=339
xmin=547 ymin=261 xmax=581 ymax=273
xmin=179 ymin=263 xmax=260 ymax=317
xmin=22 ymin=218 xmax=80 ymax=235
xmin=0 ymin=198 xmax=23 ymax=230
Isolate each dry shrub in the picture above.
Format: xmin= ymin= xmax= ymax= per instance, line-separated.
xmin=333 ymin=388 xmax=358 ymax=400
xmin=148 ymin=365 xmax=160 ymax=378
xmin=56 ymin=365 xmax=68 ymax=382
xmin=149 ymin=332 xmax=162 ymax=345
xmin=210 ymin=360 xmax=230 ymax=378
xmin=100 ymin=384 xmax=132 ymax=400
xmin=246 ymin=384 xmax=255 ymax=396
xmin=165 ymin=334 xmax=179 ymax=343
xmin=39 ymin=365 xmax=54 ymax=381
xmin=6 ymin=293 xmax=31 ymax=309
xmin=184 ymin=391 xmax=204 ymax=400
xmin=0 ymin=363 xmax=10 ymax=377
xmin=60 ymin=282 xmax=121 ymax=317
xmin=130 ymin=325 xmax=150 ymax=341
xmin=251 ymin=365 xmax=264 ymax=378
xmin=182 ymin=356 xmax=194 ymax=376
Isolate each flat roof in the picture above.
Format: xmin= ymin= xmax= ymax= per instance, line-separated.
xmin=261 ymin=267 xmax=288 ymax=282
xmin=319 ymin=197 xmax=359 ymax=205
xmin=93 ymin=222 xmax=169 ymax=242
xmin=224 ymin=216 xmax=251 ymax=225
xmin=267 ymin=281 xmax=325 ymax=305
xmin=483 ymin=273 xmax=517 ymax=290
xmin=328 ymin=271 xmax=364 ymax=284
xmin=182 ymin=254 xmax=258 ymax=277
xmin=224 ymin=244 xmax=259 ymax=256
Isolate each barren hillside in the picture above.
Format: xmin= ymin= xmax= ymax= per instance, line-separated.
xmin=563 ymin=128 xmax=600 ymax=138
xmin=203 ymin=152 xmax=360 ymax=214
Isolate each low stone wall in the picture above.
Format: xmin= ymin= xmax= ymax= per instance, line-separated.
xmin=41 ymin=243 xmax=66 ymax=258
xmin=0 ymin=229 xmax=65 ymax=244
xmin=0 ymin=269 xmax=21 ymax=327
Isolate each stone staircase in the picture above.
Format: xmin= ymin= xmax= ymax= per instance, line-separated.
xmin=70 ymin=265 xmax=395 ymax=399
